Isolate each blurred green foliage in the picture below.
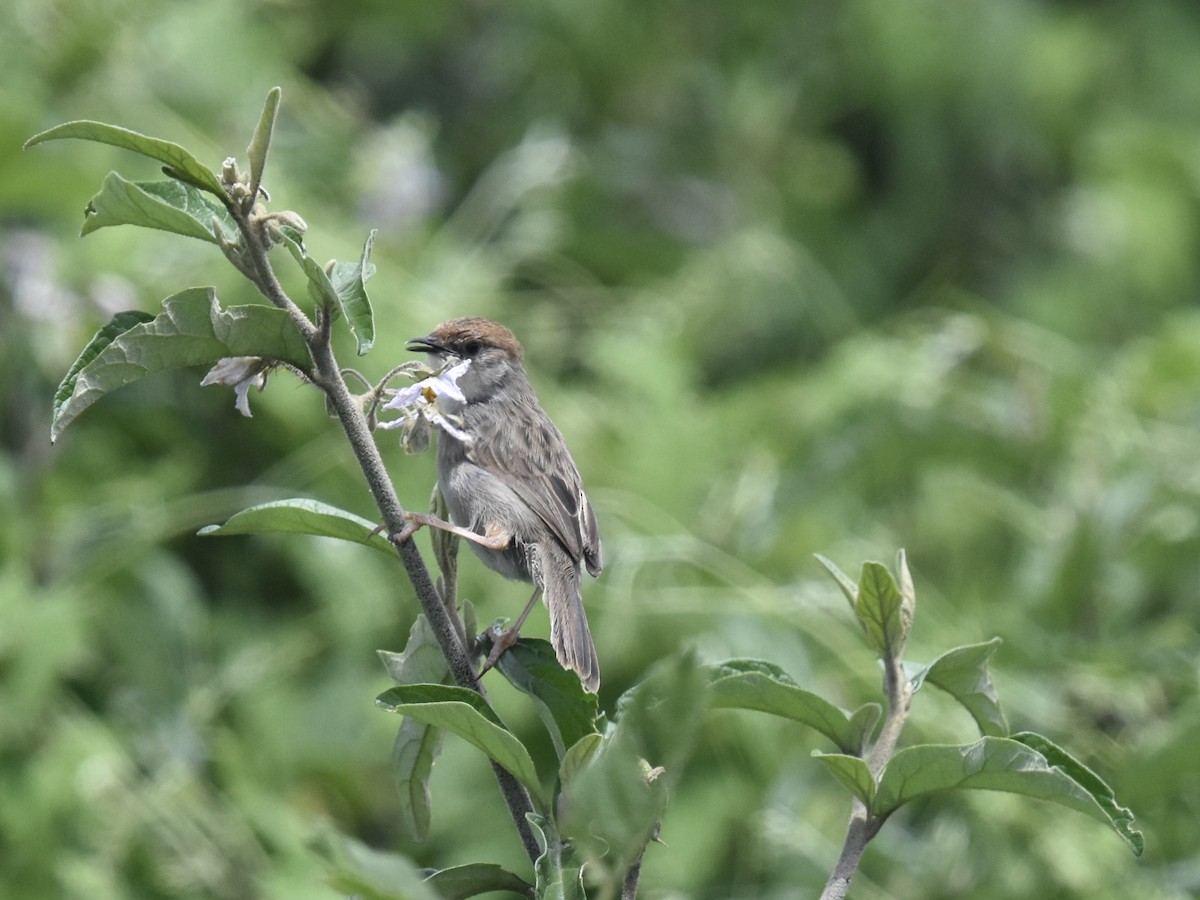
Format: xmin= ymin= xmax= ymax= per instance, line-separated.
xmin=2 ymin=0 xmax=1199 ymax=897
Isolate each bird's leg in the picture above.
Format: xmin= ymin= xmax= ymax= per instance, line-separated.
xmin=390 ymin=512 xmax=512 ymax=551
xmin=478 ymin=586 xmax=543 ymax=677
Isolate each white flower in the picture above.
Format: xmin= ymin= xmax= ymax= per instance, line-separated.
xmin=201 ymin=357 xmax=269 ymax=417
xmin=384 ymin=359 xmax=468 ymax=409
xmin=379 ymin=359 xmax=472 ymax=444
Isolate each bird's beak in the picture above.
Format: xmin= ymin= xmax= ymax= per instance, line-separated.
xmin=406 ymin=335 xmax=448 ymax=355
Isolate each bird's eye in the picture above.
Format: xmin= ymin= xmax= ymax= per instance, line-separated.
xmin=461 ymin=340 xmax=483 ymax=356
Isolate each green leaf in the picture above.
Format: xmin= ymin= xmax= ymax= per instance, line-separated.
xmin=376 ymin=684 xmax=545 ymax=807
xmin=856 ymin=561 xmax=911 ymax=659
xmin=846 ymin=702 xmax=884 ymax=755
xmin=390 ymin=717 xmax=444 ymax=844
xmin=873 ymin=737 xmax=1144 ymax=854
xmin=815 ymin=552 xmax=858 ymax=610
xmin=527 ymin=814 xmax=585 ymax=900
xmin=198 ymin=498 xmax=395 ymax=556
xmin=812 ymin=752 xmax=876 ymax=806
xmin=1011 ymin=732 xmax=1143 ymax=855
xmin=423 ymin=863 xmax=534 ymax=900
xmin=311 ymin=826 xmax=440 ymax=900
xmin=707 ymin=658 xmax=865 ymax=753
xmin=895 ymin=548 xmax=915 ymax=624
xmin=910 ymin=638 xmax=1008 ymax=738
xmin=378 ymin=617 xmax=452 ymax=842
xmin=494 ymin=638 xmax=600 ymax=760
xmin=327 ymin=229 xmax=378 ymax=355
xmin=80 ymin=173 xmax=238 ymax=243
xmin=246 ymin=87 xmax=281 ymax=203
xmin=558 ymin=733 xmax=602 ymax=788
xmin=560 ymin=653 xmax=706 ymax=881
xmin=53 ymin=310 xmax=155 ymax=426
xmin=24 ymin=119 xmax=226 ymax=197
xmin=50 ymin=287 xmax=311 ymax=442
xmin=380 ymin=615 xmax=453 ymax=686
xmin=278 ymin=227 xmax=376 ymax=355
xmin=279 ymin=228 xmax=341 ymax=313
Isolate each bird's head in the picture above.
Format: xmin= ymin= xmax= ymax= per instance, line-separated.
xmin=406 ymin=317 xmax=526 ymax=402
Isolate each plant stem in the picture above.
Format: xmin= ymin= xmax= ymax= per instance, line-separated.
xmin=242 ymin=226 xmax=317 ymax=345
xmin=867 ymin=654 xmax=911 ymax=774
xmin=234 ymin=211 xmax=541 ymax=865
xmin=820 ymin=652 xmax=911 ymax=900
xmin=620 ymin=855 xmax=643 ymax=900
xmin=820 ymin=801 xmax=879 ymax=900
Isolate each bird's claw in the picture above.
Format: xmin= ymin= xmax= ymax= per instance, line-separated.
xmin=390 ymin=520 xmax=419 ymax=544
xmin=383 ymin=511 xmax=430 ymax=546
xmin=477 ymin=624 xmax=521 ymax=678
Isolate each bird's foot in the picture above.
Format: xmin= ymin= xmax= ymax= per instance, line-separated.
xmin=392 ymin=512 xmax=511 ymax=551
xmin=477 ymin=623 xmax=522 ymax=678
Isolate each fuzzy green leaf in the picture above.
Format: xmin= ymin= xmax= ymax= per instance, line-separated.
xmin=896 ymin=548 xmax=916 ymax=625
xmin=846 ymin=702 xmax=884 ymax=755
xmin=560 ymin=653 xmax=705 ymax=879
xmin=815 ymin=552 xmax=858 ymax=610
xmin=812 ymin=752 xmax=876 ymax=806
xmin=558 ymin=733 xmax=603 ymax=789
xmin=389 ymin=718 xmax=444 ymax=844
xmin=52 ymin=310 xmax=155 ymax=428
xmin=24 ymin=119 xmax=226 ymax=196
xmin=378 ymin=617 xmax=451 ymax=842
xmin=198 ymin=498 xmax=395 ymax=556
xmin=874 ymin=736 xmax=1143 ymax=854
xmin=327 ymin=229 xmax=377 ymax=355
xmin=380 ymin=615 xmax=452 ymax=686
xmin=279 ymin=229 xmax=341 ymax=313
xmin=51 ymin=287 xmax=310 ymax=442
xmin=80 ymin=173 xmax=237 ymax=243
xmin=910 ymin=638 xmax=1008 ymax=737
xmin=423 ymin=863 xmax=534 ymax=900
xmin=527 ymin=814 xmax=585 ymax=900
xmin=278 ymin=226 xmax=375 ymax=354
xmin=707 ymin=658 xmax=865 ymax=753
xmin=856 ymin=561 xmax=911 ymax=658
xmin=1011 ymin=732 xmax=1143 ymax=855
xmin=246 ymin=87 xmax=281 ymax=203
xmin=376 ymin=684 xmax=545 ymax=807
xmin=494 ymin=638 xmax=600 ymax=760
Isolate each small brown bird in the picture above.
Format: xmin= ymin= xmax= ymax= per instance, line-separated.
xmin=404 ymin=317 xmax=603 ymax=692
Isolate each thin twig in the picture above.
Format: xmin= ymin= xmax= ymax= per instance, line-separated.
xmin=819 ymin=651 xmax=912 ymax=900
xmin=867 ymin=654 xmax=911 ymax=774
xmin=240 ymin=226 xmax=317 ymax=343
xmin=820 ymin=802 xmax=880 ymax=900
xmin=620 ymin=854 xmax=643 ymax=900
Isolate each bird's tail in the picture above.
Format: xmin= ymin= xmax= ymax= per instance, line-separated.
xmin=541 ymin=547 xmax=600 ymax=693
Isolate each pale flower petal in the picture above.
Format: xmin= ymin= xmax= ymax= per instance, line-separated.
xmin=380 ymin=359 xmax=473 ymax=445
xmin=233 ymin=375 xmax=265 ymax=418
xmin=383 ymin=382 xmax=425 ymax=410
xmin=432 ymin=359 xmax=470 ymax=403
xmin=375 ymin=415 xmax=405 ymax=431
xmin=202 ymin=356 xmax=264 ymax=387
xmin=382 ymin=358 xmax=470 ymax=410
xmin=202 ymin=356 xmax=268 ymax=418
xmin=428 ymin=409 xmax=472 ymax=443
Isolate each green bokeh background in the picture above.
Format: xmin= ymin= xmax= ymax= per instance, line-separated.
xmin=3 ymin=1 xmax=1198 ymax=897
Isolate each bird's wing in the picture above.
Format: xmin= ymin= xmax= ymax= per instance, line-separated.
xmin=466 ymin=413 xmax=600 ymax=573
